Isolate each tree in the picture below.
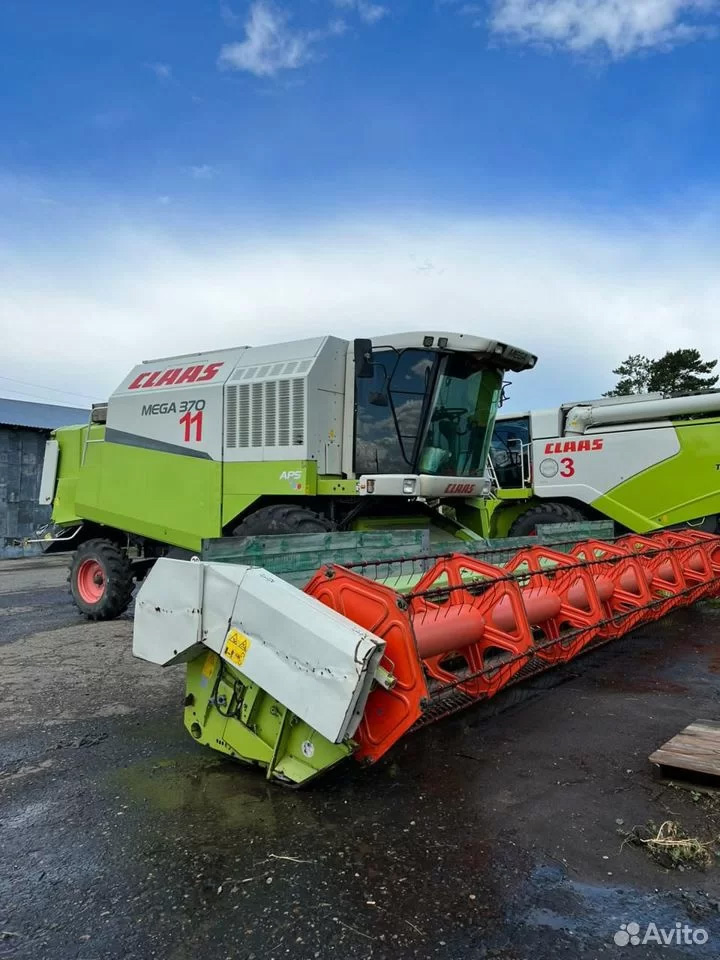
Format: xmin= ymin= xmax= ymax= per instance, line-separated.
xmin=647 ymin=349 xmax=718 ymax=395
xmin=604 ymin=349 xmax=718 ymax=397
xmin=603 ymin=355 xmax=652 ymax=396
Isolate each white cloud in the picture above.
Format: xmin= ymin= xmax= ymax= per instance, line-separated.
xmin=2 ymin=203 xmax=720 ymax=410
xmin=331 ymin=0 xmax=389 ymax=24
xmin=147 ymin=61 xmax=172 ymax=80
xmin=489 ymin=0 xmax=719 ymax=57
xmin=190 ymin=164 xmax=216 ymax=180
xmin=218 ymin=2 xmax=337 ymax=77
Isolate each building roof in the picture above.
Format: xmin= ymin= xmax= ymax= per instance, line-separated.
xmin=0 ymin=397 xmax=89 ymax=431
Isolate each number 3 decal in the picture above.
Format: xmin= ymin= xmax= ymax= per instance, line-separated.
xmin=560 ymin=457 xmax=575 ymax=478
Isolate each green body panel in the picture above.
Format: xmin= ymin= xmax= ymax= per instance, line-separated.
xmin=496 ymin=488 xmax=533 ymax=502
xmin=351 ymin=510 xmax=483 ymax=542
xmin=185 ymin=651 xmax=353 ymax=785
xmin=455 ymin=497 xmax=531 ymax=539
xmin=589 ymin=418 xmax=720 ymax=532
xmin=53 ymin=424 xmax=220 ymax=547
xmin=53 ymin=424 xmax=336 ymax=551
xmin=51 ymin=425 xmax=96 ymax=525
xmin=221 ymin=460 xmax=319 ymax=528
xmin=75 ymin=438 xmax=222 ymax=550
xmin=317 ymin=477 xmax=357 ymax=496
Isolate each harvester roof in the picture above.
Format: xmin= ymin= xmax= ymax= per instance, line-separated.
xmin=138 ymin=332 xmax=537 ymax=374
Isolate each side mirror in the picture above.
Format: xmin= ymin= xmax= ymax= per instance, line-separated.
xmin=354 ymin=338 xmax=374 ymax=379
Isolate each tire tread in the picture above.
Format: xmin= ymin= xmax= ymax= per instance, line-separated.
xmin=508 ymin=502 xmax=587 ymax=538
xmin=233 ymin=504 xmax=336 ymax=537
xmin=70 ymin=538 xmax=134 ymax=620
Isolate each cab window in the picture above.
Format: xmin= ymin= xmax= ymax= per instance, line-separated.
xmin=490 ymin=416 xmax=530 ymax=488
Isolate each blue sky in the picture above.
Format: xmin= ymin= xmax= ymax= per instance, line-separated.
xmin=2 ymin=0 xmax=720 ymax=410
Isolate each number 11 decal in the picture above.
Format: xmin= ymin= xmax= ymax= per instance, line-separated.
xmin=180 ymin=410 xmax=203 ymax=443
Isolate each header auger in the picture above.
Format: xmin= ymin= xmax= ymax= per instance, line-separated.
xmin=133 ymin=528 xmax=720 ymax=785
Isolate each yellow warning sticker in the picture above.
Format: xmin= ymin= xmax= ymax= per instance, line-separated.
xmin=223 ymin=628 xmax=251 ymax=668
xmin=201 ymin=652 xmax=216 ymax=678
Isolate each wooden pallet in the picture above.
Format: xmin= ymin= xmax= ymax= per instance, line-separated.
xmin=650 ymin=720 xmax=720 ymax=786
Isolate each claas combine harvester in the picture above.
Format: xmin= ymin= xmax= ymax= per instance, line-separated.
xmin=38 ymin=329 xmax=720 ymax=784
xmin=486 ymin=391 xmax=720 ymax=538
xmin=40 ymin=331 xmax=536 ymax=618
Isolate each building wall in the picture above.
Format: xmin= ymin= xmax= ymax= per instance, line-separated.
xmin=0 ymin=426 xmax=50 ymax=558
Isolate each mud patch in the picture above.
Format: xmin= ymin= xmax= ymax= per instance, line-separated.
xmin=107 ymin=754 xmax=305 ymax=836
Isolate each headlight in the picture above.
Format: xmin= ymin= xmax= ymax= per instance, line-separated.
xmin=402 ymin=478 xmax=417 ymax=495
xmin=366 ymin=479 xmax=375 ymax=494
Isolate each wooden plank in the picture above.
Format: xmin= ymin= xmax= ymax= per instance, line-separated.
xmin=650 ymin=720 xmax=720 ymax=780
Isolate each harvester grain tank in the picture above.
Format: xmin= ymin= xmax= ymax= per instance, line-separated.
xmin=482 ymin=390 xmax=720 ymax=537
xmin=38 ymin=332 xmax=537 ymax=619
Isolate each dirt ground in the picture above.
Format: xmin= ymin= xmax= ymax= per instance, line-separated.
xmin=1 ymin=556 xmax=720 ymax=959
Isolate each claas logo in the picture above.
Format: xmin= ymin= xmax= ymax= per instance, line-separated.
xmin=544 ymin=439 xmax=604 ymax=454
xmin=444 ymin=482 xmax=476 ymax=494
xmin=128 ymin=362 xmax=224 ymax=390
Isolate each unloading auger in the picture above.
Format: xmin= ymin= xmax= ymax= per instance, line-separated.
xmin=133 ymin=529 xmax=720 ymax=785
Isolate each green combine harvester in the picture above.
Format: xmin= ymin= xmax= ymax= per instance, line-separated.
xmin=38 ymin=331 xmax=537 ymax=618
xmin=484 ymin=392 xmax=720 ymax=537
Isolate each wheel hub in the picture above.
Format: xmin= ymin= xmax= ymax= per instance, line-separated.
xmin=77 ymin=559 xmax=106 ymax=604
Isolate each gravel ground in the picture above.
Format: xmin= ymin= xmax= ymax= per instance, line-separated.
xmin=2 ymin=556 xmax=720 ymax=959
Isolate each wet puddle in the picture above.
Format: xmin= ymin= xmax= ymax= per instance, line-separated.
xmin=514 ymin=864 xmax=720 ymax=953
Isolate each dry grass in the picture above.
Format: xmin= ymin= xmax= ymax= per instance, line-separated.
xmin=624 ymin=819 xmax=717 ymax=870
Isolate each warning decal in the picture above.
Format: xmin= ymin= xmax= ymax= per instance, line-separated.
xmin=223 ymin=628 xmax=251 ymax=668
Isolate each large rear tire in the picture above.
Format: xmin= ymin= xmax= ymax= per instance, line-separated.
xmin=70 ymin=538 xmax=135 ymax=620
xmin=508 ymin=502 xmax=587 ymax=538
xmin=232 ymin=504 xmax=336 ymax=537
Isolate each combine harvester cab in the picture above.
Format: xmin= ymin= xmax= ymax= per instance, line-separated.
xmin=38 ymin=332 xmax=537 ymax=620
xmin=133 ymin=525 xmax=720 ymax=785
xmin=481 ymin=391 xmax=720 ymax=538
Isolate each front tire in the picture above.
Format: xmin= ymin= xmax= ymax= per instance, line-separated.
xmin=508 ymin=502 xmax=587 ymax=538
xmin=70 ymin=538 xmax=134 ymax=620
xmin=232 ymin=504 xmax=336 ymax=536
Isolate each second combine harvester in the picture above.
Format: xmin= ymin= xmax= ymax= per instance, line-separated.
xmin=485 ymin=391 xmax=720 ymax=537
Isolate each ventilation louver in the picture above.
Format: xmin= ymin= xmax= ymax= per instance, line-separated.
xmin=225 ymin=379 xmax=305 ymax=449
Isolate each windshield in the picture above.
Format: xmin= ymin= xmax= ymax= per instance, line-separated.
xmin=418 ymin=354 xmax=501 ymax=477
xmin=354 ymin=348 xmax=502 ymax=477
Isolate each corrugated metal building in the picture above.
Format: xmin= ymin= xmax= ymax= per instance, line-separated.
xmin=0 ymin=398 xmax=88 ymax=558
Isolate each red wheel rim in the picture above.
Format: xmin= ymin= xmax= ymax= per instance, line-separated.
xmin=77 ymin=558 xmax=105 ymax=604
